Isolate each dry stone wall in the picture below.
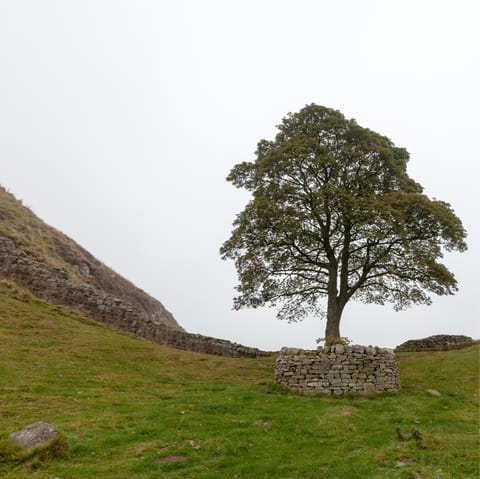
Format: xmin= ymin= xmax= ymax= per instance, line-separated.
xmin=395 ymin=334 xmax=476 ymax=352
xmin=275 ymin=345 xmax=400 ymax=395
xmin=134 ymin=322 xmax=271 ymax=358
xmin=0 ymin=235 xmax=271 ymax=358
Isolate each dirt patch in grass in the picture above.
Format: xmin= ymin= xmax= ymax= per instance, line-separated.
xmin=340 ymin=406 xmax=357 ymax=416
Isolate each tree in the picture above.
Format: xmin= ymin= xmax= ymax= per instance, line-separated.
xmin=220 ymin=104 xmax=467 ymax=342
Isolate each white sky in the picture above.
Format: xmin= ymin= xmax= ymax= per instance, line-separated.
xmin=1 ymin=0 xmax=479 ymax=350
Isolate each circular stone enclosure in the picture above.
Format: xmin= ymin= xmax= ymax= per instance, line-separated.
xmin=274 ymin=344 xmax=400 ymax=396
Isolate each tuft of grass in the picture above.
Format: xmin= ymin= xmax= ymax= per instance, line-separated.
xmin=0 ymin=438 xmax=21 ymax=465
xmin=0 ymin=433 xmax=68 ymax=468
xmin=0 ymin=279 xmax=479 ymax=478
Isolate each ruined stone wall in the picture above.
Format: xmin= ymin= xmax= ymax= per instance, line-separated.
xmin=0 ymin=235 xmax=156 ymax=327
xmin=395 ymin=335 xmax=476 ymax=352
xmin=133 ymin=322 xmax=271 ymax=358
xmin=274 ymin=345 xmax=400 ymax=395
xmin=0 ymin=235 xmax=271 ymax=358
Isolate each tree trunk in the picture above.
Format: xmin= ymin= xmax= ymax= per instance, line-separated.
xmin=325 ymin=265 xmax=343 ymax=340
xmin=325 ymin=296 xmax=342 ymax=339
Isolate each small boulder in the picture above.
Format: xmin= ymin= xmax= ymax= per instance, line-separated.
xmin=426 ymin=389 xmax=442 ymax=397
xmin=9 ymin=422 xmax=58 ymax=450
xmin=362 ymin=383 xmax=376 ymax=395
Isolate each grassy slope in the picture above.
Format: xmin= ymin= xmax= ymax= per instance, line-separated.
xmin=0 ymin=279 xmax=478 ymax=479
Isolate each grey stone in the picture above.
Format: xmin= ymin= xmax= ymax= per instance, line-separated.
xmin=334 ymin=344 xmax=344 ymax=354
xmin=362 ymin=383 xmax=376 ymax=395
xmin=275 ymin=344 xmax=400 ymax=396
xmin=9 ymin=422 xmax=58 ymax=450
xmin=426 ymin=389 xmax=442 ymax=397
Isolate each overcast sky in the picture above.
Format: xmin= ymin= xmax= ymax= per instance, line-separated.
xmin=1 ymin=0 xmax=479 ymax=350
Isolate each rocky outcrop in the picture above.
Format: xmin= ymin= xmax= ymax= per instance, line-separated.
xmin=9 ymin=422 xmax=58 ymax=450
xmin=0 ymin=185 xmax=182 ymax=331
xmin=275 ymin=345 xmax=400 ymax=395
xmin=0 ymin=235 xmax=271 ymax=358
xmin=0 ymin=235 xmax=178 ymax=330
xmin=0 ymin=185 xmax=273 ymax=358
xmin=395 ymin=334 xmax=476 ymax=352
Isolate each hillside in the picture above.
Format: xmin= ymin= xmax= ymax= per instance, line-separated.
xmin=0 ymin=185 xmax=181 ymax=330
xmin=0 ymin=278 xmax=478 ymax=478
xmin=0 ymin=186 xmax=270 ymax=357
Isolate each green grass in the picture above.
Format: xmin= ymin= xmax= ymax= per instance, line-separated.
xmin=0 ymin=278 xmax=478 ymax=478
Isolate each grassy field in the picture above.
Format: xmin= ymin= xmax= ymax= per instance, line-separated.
xmin=0 ymin=278 xmax=478 ymax=478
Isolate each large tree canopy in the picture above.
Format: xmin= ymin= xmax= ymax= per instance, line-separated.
xmin=221 ymin=104 xmax=467 ymax=342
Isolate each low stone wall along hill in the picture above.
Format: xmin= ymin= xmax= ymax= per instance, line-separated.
xmin=395 ymin=334 xmax=476 ymax=352
xmin=0 ymin=235 xmax=271 ymax=358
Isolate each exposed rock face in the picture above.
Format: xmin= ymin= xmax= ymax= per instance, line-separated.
xmin=395 ymin=334 xmax=476 ymax=352
xmin=0 ymin=186 xmax=272 ymax=358
xmin=274 ymin=345 xmax=400 ymax=395
xmin=9 ymin=422 xmax=58 ymax=450
xmin=0 ymin=185 xmax=182 ymax=331
xmin=0 ymin=235 xmax=179 ymax=330
xmin=0 ymin=235 xmax=271 ymax=358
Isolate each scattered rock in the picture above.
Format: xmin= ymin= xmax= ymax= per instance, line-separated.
xmin=426 ymin=389 xmax=442 ymax=397
xmin=9 ymin=422 xmax=58 ymax=450
xmin=187 ymin=439 xmax=201 ymax=450
xmin=155 ymin=455 xmax=187 ymax=464
xmin=395 ymin=457 xmax=415 ymax=467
